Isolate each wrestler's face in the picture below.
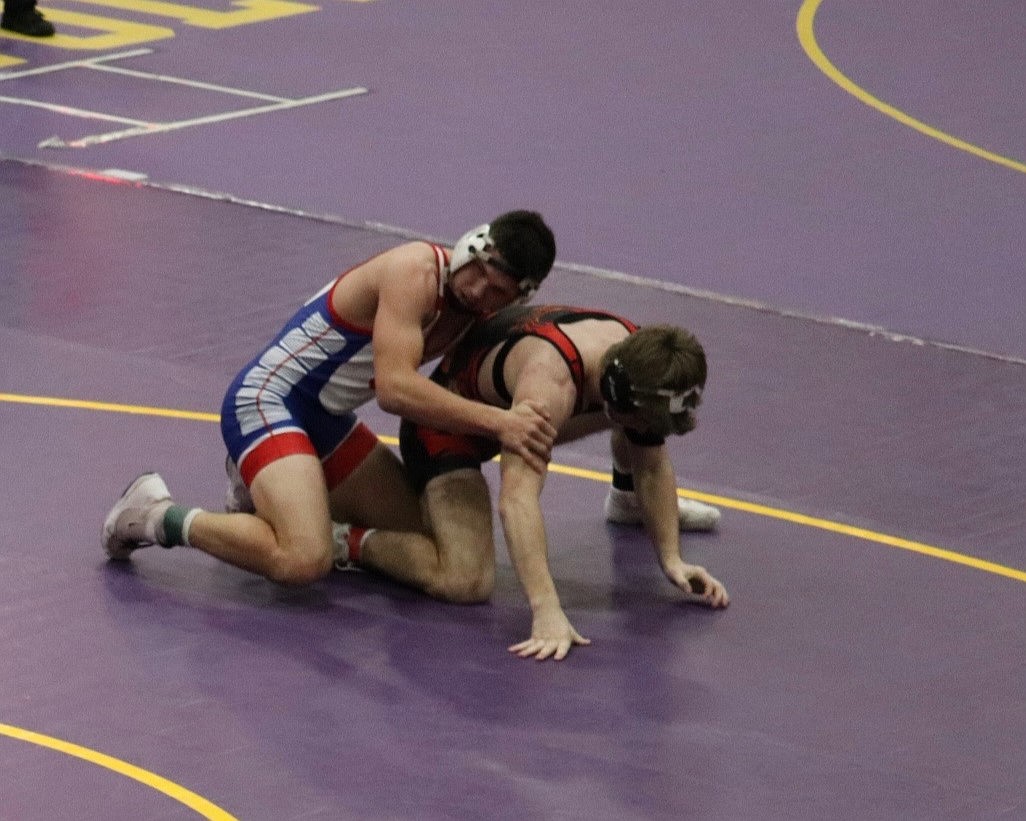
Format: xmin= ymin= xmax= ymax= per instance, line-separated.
xmin=605 ymin=405 xmax=663 ymax=438
xmin=450 ymin=257 xmax=522 ymax=315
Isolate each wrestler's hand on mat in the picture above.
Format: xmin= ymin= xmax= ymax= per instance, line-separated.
xmin=500 ymin=400 xmax=557 ymax=474
xmin=664 ymin=561 xmax=730 ymax=608
xmin=509 ymin=602 xmax=590 ymax=661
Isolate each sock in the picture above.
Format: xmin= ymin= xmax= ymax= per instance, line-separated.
xmin=332 ymin=524 xmax=375 ymax=564
xmin=612 ymin=467 xmax=635 ymax=492
xmin=347 ymin=527 xmax=375 ymax=563
xmin=160 ymin=505 xmax=202 ymax=547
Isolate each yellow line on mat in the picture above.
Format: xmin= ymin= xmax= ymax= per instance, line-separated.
xmin=797 ymin=0 xmax=1026 ymax=175
xmin=5 ymin=390 xmax=1025 ymax=584
xmin=0 ymin=723 xmax=237 ymax=820
xmin=549 ymin=462 xmax=1026 ymax=583
xmin=0 ymin=392 xmax=220 ymax=422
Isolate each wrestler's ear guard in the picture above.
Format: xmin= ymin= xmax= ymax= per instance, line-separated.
xmin=448 ymin=224 xmax=492 ymax=275
xmin=599 ymin=358 xmax=635 ymax=413
xmin=601 ymin=358 xmax=704 ymax=415
xmin=449 ymin=224 xmax=542 ymax=300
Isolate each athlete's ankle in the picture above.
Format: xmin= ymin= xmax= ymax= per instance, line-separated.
xmin=332 ymin=523 xmax=375 ymax=566
xmin=611 ymin=466 xmax=635 ymax=492
xmin=158 ymin=505 xmax=201 ymax=547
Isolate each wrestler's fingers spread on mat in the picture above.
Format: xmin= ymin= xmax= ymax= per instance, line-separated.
xmin=549 ymin=631 xmax=591 ymax=661
xmin=552 ymin=640 xmax=575 ymax=661
xmin=509 ymin=638 xmax=540 ymax=656
xmin=509 ymin=638 xmax=554 ymax=660
xmin=535 ymin=642 xmax=559 ymax=661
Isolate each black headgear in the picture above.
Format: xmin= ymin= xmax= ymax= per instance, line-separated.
xmin=600 ymin=358 xmax=703 ymax=414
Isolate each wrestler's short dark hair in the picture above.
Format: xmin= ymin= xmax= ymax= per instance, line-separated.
xmin=489 ymin=210 xmax=557 ymax=287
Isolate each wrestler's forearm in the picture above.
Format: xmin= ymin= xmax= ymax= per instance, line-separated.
xmin=498 ymin=460 xmax=560 ymax=609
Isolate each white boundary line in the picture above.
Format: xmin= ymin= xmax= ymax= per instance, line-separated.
xmin=2 ymin=154 xmax=1023 ymax=368
xmin=0 ymin=48 xmax=368 ymax=149
xmin=0 ymin=48 xmax=154 ymax=80
xmin=78 ymin=175 xmax=1026 ymax=366
xmin=86 ymin=63 xmax=292 ymax=102
xmin=0 ymin=95 xmax=150 ymax=126
xmin=53 ymin=86 xmax=368 ymax=148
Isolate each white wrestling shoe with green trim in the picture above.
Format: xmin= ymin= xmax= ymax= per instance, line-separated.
xmin=102 ymin=472 xmax=173 ymax=560
xmin=604 ymin=487 xmax=721 ymax=532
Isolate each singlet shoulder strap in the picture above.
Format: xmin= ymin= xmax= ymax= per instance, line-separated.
xmin=491 ymin=306 xmax=632 ymax=414
xmin=490 ymin=326 xmax=588 ymax=411
xmin=428 ymin=243 xmax=449 ymax=298
xmin=418 ymin=242 xmax=451 ymax=336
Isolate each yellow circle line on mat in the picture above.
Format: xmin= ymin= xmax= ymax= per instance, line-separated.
xmin=797 ymin=0 xmax=1026 ymax=175
xmin=6 ymin=390 xmax=1025 ymax=584
xmin=0 ymin=722 xmax=237 ymax=820
xmin=550 ymin=462 xmax=1026 ymax=584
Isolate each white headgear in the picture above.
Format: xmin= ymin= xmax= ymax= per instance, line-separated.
xmin=448 ymin=223 xmax=540 ymax=298
xmin=448 ymin=224 xmax=493 ymax=276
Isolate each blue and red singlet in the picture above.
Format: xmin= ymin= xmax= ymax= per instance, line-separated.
xmin=221 ymin=243 xmax=450 ymax=488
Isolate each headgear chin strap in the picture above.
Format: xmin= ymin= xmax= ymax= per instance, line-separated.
xmin=448 ymin=223 xmax=540 ymax=299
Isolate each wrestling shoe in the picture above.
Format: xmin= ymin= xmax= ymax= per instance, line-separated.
xmin=102 ymin=472 xmax=173 ymax=560
xmin=604 ymin=487 xmax=721 ymax=532
xmin=224 ymin=456 xmax=255 ymax=514
xmin=1 ymin=8 xmax=55 ymax=36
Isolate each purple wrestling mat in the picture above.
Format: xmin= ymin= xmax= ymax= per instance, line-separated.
xmin=2 ymin=1 xmax=1024 ymax=819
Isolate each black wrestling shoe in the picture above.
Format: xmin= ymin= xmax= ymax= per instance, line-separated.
xmin=1 ymin=8 xmax=56 ymax=37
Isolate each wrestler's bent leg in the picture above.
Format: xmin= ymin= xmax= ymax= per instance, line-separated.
xmin=357 ymin=469 xmax=495 ymax=603
xmin=188 ymin=454 xmax=335 ymax=585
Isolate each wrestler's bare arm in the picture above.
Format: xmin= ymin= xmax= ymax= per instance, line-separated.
xmin=360 ymin=245 xmax=555 ymax=469
xmin=611 ymin=430 xmax=729 ymax=608
xmin=496 ymin=342 xmax=591 ymax=660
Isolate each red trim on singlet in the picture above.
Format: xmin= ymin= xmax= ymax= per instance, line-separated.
xmin=252 ymin=318 xmax=345 ymax=436
xmin=325 ymin=242 xmax=449 ymax=334
xmin=449 ymin=347 xmax=490 ymax=403
xmin=491 ymin=309 xmax=637 ymax=415
xmin=432 ymin=243 xmax=449 ymax=298
xmin=326 ymin=274 xmax=374 ymax=336
xmin=238 ymin=425 xmax=380 ymax=489
xmin=419 ymin=425 xmax=489 ymax=459
xmin=520 ymin=321 xmax=590 ymax=414
xmin=240 ymin=432 xmax=318 ymax=486
xmin=322 ymin=422 xmax=379 ymax=490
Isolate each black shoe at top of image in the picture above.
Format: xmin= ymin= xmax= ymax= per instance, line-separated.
xmin=1 ymin=7 xmax=56 ymax=37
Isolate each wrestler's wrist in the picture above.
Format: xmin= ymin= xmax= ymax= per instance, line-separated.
xmin=488 ymin=405 xmax=514 ymax=438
